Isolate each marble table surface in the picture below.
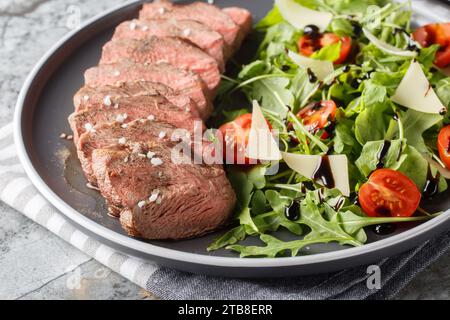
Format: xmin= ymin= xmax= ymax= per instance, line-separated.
xmin=0 ymin=0 xmax=449 ymax=300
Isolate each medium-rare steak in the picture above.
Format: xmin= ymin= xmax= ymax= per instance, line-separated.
xmin=100 ymin=37 xmax=221 ymax=94
xmin=68 ymin=94 xmax=202 ymax=142
xmin=91 ymin=142 xmax=236 ymax=240
xmin=84 ymin=61 xmax=212 ymax=120
xmin=76 ymin=119 xmax=183 ymax=184
xmin=139 ymin=0 xmax=250 ymax=58
xmin=74 ymin=81 xmax=200 ymax=119
xmin=113 ymin=19 xmax=225 ymax=71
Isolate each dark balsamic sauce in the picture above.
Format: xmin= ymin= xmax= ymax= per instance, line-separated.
xmin=351 ymin=21 xmax=362 ymax=36
xmin=376 ymin=140 xmax=391 ymax=169
xmin=373 ymin=223 xmax=396 ymax=236
xmin=333 ymin=197 xmax=346 ymax=211
xmin=307 ymin=68 xmax=318 ymax=83
xmin=423 ymin=166 xmax=441 ymax=199
xmin=285 ymin=201 xmax=301 ymax=221
xmin=313 ymin=156 xmax=335 ymax=189
xmin=303 ymin=25 xmax=320 ymax=38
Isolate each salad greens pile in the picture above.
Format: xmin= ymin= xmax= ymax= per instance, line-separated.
xmin=209 ymin=0 xmax=450 ymax=258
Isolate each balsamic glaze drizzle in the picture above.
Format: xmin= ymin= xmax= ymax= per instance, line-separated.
xmin=376 ymin=140 xmax=391 ymax=169
xmin=307 ymin=68 xmax=318 ymax=83
xmin=373 ymin=223 xmax=396 ymax=236
xmin=423 ymin=166 xmax=441 ymax=199
xmin=285 ymin=201 xmax=301 ymax=221
xmin=313 ymin=156 xmax=335 ymax=189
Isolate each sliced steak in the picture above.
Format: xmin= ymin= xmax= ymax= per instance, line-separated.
xmin=91 ymin=142 xmax=236 ymax=240
xmin=76 ymin=119 xmax=185 ymax=184
xmin=100 ymin=37 xmax=221 ymax=94
xmin=222 ymin=7 xmax=253 ymax=39
xmin=74 ymin=81 xmax=200 ymax=119
xmin=113 ymin=19 xmax=225 ymax=71
xmin=139 ymin=0 xmax=242 ymax=58
xmin=68 ymin=94 xmax=202 ymax=142
xmin=84 ymin=61 xmax=212 ymax=120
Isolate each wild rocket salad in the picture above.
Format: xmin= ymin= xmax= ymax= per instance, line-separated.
xmin=208 ymin=0 xmax=450 ymax=258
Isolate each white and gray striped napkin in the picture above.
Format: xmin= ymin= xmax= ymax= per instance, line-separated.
xmin=1 ymin=121 xmax=450 ymax=299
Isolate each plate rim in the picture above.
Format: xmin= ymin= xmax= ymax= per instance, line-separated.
xmin=13 ymin=0 xmax=450 ymax=269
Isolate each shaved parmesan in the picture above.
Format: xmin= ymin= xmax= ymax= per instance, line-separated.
xmin=281 ymin=152 xmax=350 ymax=196
xmin=246 ymin=101 xmax=282 ymax=161
xmin=362 ymin=28 xmax=417 ymax=57
xmin=288 ymin=50 xmax=334 ymax=81
xmin=422 ymin=154 xmax=450 ymax=179
xmin=276 ymin=0 xmax=332 ymax=32
xmin=391 ymin=60 xmax=447 ymax=115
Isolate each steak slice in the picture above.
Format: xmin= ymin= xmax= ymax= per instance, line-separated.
xmin=100 ymin=37 xmax=221 ymax=94
xmin=113 ymin=19 xmax=225 ymax=71
xmin=84 ymin=61 xmax=212 ymax=120
xmin=91 ymin=142 xmax=236 ymax=240
xmin=139 ymin=0 xmax=243 ymax=58
xmin=68 ymin=94 xmax=202 ymax=142
xmin=76 ymin=119 xmax=185 ymax=184
xmin=74 ymin=81 xmax=200 ymax=119
xmin=222 ymin=7 xmax=253 ymax=40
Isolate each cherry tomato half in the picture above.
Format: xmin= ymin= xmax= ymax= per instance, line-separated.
xmin=438 ymin=125 xmax=450 ymax=169
xmin=218 ymin=113 xmax=272 ymax=165
xmin=359 ymin=169 xmax=421 ymax=218
xmin=413 ymin=23 xmax=450 ymax=68
xmin=296 ymin=100 xmax=337 ymax=138
xmin=298 ymin=33 xmax=352 ymax=65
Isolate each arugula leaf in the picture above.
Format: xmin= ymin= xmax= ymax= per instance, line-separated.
xmin=299 ymin=193 xmax=362 ymax=247
xmin=398 ymin=109 xmax=443 ymax=154
xmin=248 ymin=166 xmax=267 ymax=190
xmin=252 ymin=77 xmax=293 ymax=117
xmin=227 ymin=234 xmax=341 ymax=258
xmin=237 ymin=207 xmax=259 ymax=234
xmin=418 ymin=45 xmax=440 ymax=69
xmin=338 ymin=210 xmax=440 ymax=239
xmin=355 ymin=102 xmax=392 ymax=145
xmin=311 ymin=42 xmax=342 ymax=62
xmin=355 ymin=139 xmax=405 ymax=177
xmin=228 ymin=170 xmax=254 ymax=208
xmin=333 ymin=118 xmax=362 ymax=160
xmin=207 ymin=226 xmax=246 ymax=251
xmin=251 ymin=190 xmax=267 ymax=215
xmin=238 ymin=60 xmax=270 ymax=80
xmin=330 ymin=18 xmax=354 ymax=36
xmin=436 ymin=78 xmax=450 ymax=109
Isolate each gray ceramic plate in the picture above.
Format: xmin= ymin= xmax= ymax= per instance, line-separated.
xmin=14 ymin=0 xmax=450 ymax=277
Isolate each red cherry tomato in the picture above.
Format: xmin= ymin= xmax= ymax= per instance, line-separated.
xmin=435 ymin=46 xmax=450 ymax=68
xmin=413 ymin=23 xmax=450 ymax=68
xmin=218 ymin=113 xmax=272 ymax=165
xmin=296 ymin=100 xmax=337 ymax=138
xmin=438 ymin=125 xmax=450 ymax=169
xmin=298 ymin=33 xmax=352 ymax=65
xmin=359 ymin=169 xmax=421 ymax=218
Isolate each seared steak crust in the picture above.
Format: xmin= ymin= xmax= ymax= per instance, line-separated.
xmin=92 ymin=142 xmax=236 ymax=240
xmin=84 ymin=61 xmax=212 ymax=120
xmin=100 ymin=37 xmax=221 ymax=94
xmin=139 ymin=0 xmax=249 ymax=58
xmin=113 ymin=19 xmax=225 ymax=71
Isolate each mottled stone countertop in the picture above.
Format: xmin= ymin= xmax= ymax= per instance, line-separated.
xmin=0 ymin=0 xmax=449 ymax=300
